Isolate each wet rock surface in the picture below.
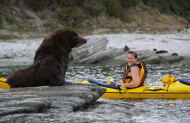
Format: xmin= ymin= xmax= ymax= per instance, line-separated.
xmin=0 ymin=83 xmax=106 ymax=122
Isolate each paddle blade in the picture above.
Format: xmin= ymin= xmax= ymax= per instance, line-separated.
xmin=120 ymin=85 xmax=128 ymax=92
xmin=75 ymin=81 xmax=90 ymax=84
xmin=107 ymin=76 xmax=113 ymax=84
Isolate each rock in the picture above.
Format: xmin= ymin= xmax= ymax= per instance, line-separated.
xmin=139 ymin=51 xmax=183 ymax=64
xmin=161 ymin=56 xmax=183 ymax=63
xmin=177 ymin=56 xmax=190 ymax=64
xmin=153 ymin=49 xmax=168 ymax=54
xmin=71 ymin=36 xmax=108 ymax=63
xmin=0 ymin=34 xmax=188 ymax=66
xmin=0 ymin=98 xmax=51 ymax=116
xmin=98 ymin=53 xmax=126 ymax=65
xmin=71 ymin=36 xmax=126 ymax=64
xmin=136 ymin=50 xmax=156 ymax=60
xmin=0 ymin=83 xmax=106 ymax=122
xmin=171 ymin=53 xmax=178 ymax=56
xmin=124 ymin=45 xmax=129 ymax=51
xmin=71 ymin=41 xmax=185 ymax=64
xmin=77 ymin=48 xmax=125 ymax=64
xmin=143 ymin=55 xmax=162 ymax=64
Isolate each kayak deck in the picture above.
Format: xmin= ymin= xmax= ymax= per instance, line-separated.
xmin=77 ymin=78 xmax=190 ymax=99
xmin=101 ymin=85 xmax=190 ymax=99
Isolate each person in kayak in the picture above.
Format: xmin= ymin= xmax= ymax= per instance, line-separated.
xmin=114 ymin=51 xmax=147 ymax=88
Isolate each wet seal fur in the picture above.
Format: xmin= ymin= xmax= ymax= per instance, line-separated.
xmin=6 ymin=28 xmax=87 ymax=87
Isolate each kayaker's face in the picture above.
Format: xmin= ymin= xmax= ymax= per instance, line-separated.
xmin=127 ymin=54 xmax=137 ymax=66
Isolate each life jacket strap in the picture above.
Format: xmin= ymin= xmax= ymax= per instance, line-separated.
xmin=122 ymin=61 xmax=147 ymax=86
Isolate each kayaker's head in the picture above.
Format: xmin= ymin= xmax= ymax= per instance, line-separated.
xmin=126 ymin=51 xmax=138 ymax=66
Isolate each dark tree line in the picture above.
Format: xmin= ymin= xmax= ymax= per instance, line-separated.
xmin=0 ymin=0 xmax=190 ymax=27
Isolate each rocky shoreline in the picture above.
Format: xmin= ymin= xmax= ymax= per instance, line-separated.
xmin=0 ymin=32 xmax=190 ymax=66
xmin=0 ymin=83 xmax=105 ymax=122
xmin=71 ymin=34 xmax=190 ymax=65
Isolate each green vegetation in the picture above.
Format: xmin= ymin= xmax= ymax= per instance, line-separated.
xmin=85 ymin=1 xmax=106 ymax=16
xmin=21 ymin=0 xmax=139 ymax=27
xmin=23 ymin=0 xmax=52 ymax=11
xmin=0 ymin=0 xmax=189 ymax=33
xmin=22 ymin=0 xmax=190 ymax=23
xmin=102 ymin=0 xmax=122 ymax=18
xmin=0 ymin=13 xmax=2 ymax=28
xmin=143 ymin=0 xmax=190 ymax=22
xmin=23 ymin=0 xmax=139 ymax=23
xmin=58 ymin=7 xmax=85 ymax=27
xmin=5 ymin=15 xmax=16 ymax=24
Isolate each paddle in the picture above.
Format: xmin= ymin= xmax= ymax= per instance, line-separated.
xmin=106 ymin=76 xmax=128 ymax=92
xmin=120 ymin=84 xmax=128 ymax=92
xmin=106 ymin=76 xmax=113 ymax=84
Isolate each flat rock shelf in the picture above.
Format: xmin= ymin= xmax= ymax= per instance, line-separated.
xmin=0 ymin=83 xmax=106 ymax=122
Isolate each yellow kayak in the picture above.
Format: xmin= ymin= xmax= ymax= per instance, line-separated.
xmin=1 ymin=76 xmax=190 ymax=99
xmin=76 ymin=76 xmax=190 ymax=99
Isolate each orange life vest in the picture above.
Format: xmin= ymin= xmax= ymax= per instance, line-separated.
xmin=121 ymin=61 xmax=147 ymax=87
